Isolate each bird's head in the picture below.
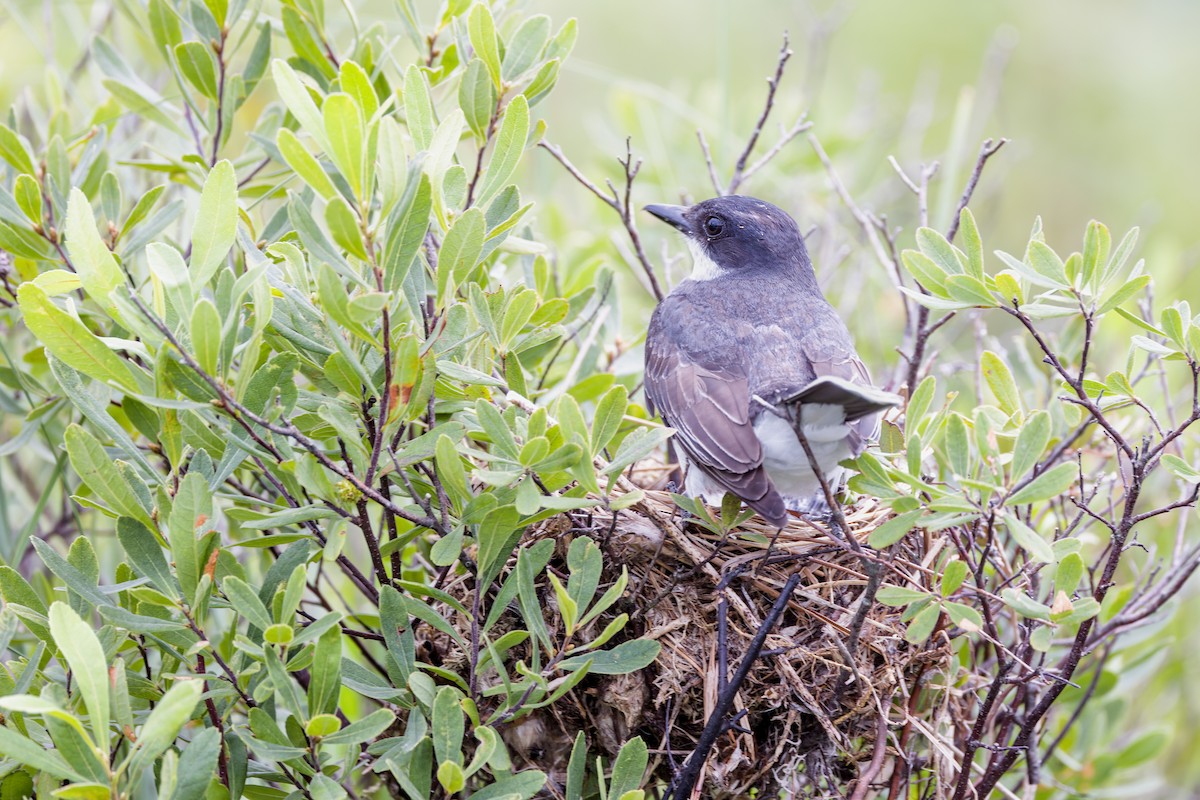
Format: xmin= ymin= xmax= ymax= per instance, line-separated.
xmin=644 ymin=195 xmax=811 ymax=281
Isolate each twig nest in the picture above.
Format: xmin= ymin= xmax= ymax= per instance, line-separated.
xmin=433 ymin=486 xmax=948 ymax=797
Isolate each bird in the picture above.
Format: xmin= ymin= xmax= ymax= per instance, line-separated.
xmin=643 ymin=195 xmax=901 ymax=529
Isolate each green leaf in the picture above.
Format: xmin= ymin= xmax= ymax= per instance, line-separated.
xmin=277 ymin=128 xmax=339 ymax=200
xmin=321 ymin=708 xmax=396 ymax=747
xmin=867 ymin=509 xmax=923 ymax=548
xmin=171 ymin=727 xmax=220 ymax=800
xmin=476 ymin=95 xmax=530 ymax=205
xmin=916 ymin=227 xmax=963 ymax=275
xmin=126 ymin=679 xmax=203 ymax=779
xmin=435 ymin=435 xmax=471 ymax=508
xmin=1081 ymin=219 xmax=1110 ymax=290
xmin=437 ymin=207 xmax=485 ymax=305
xmin=468 ymin=3 xmax=503 ymax=88
xmin=459 ymin=59 xmax=496 ymax=140
xmin=944 ymin=275 xmax=996 ymax=306
xmin=118 ymin=515 xmax=177 ymax=597
xmin=1027 ymin=240 xmax=1070 ymax=287
xmin=1056 ymin=552 xmax=1084 ymax=595
xmin=503 ymin=15 xmax=551 ymax=79
xmin=1006 ymin=462 xmax=1076 ymax=506
xmin=383 ymin=172 xmax=432 ymax=295
xmin=339 ymin=59 xmax=379 ymax=119
xmin=904 ymin=603 xmax=940 ymax=643
xmin=190 ymin=299 xmax=222 ymax=376
xmin=557 ymin=639 xmax=660 ymax=674
xmin=1004 ymin=514 xmax=1055 ymax=563
xmin=174 ymin=41 xmax=219 ymax=99
xmin=48 ymin=602 xmax=109 ymax=745
xmin=168 ymin=472 xmax=213 ymax=602
xmin=944 ymin=601 xmax=983 ymax=631
xmin=403 ymin=65 xmax=434 ymax=151
xmin=308 ymin=624 xmax=342 ymax=717
xmin=603 ymin=425 xmax=673 ymax=477
xmin=63 ymin=425 xmax=146 ymax=524
xmin=323 ymin=93 xmax=365 ymax=201
xmin=0 ymin=725 xmax=83 ymax=782
xmin=958 ymin=208 xmax=984 ymax=280
xmin=1010 ymin=410 xmax=1050 ymax=481
xmin=608 ymin=737 xmax=648 ymax=800
xmin=940 ymin=559 xmax=969 ymax=596
xmin=272 ymin=60 xmax=329 ymax=151
xmin=65 ymin=189 xmax=124 ymax=312
xmin=980 ymin=351 xmax=1021 ymax=417
xmin=0 ymin=123 xmax=35 ymax=175
xmin=189 ymin=160 xmax=237 ymax=288
xmin=222 ymin=576 xmax=273 ymax=631
xmin=945 ymin=413 xmax=970 ymax=476
xmin=1163 ymin=454 xmax=1200 ymax=483
xmin=876 ymin=585 xmax=928 ymax=607
xmin=18 ymin=284 xmax=139 ymax=392
xmin=432 ymin=686 xmax=465 ymax=767
xmin=1001 ymin=588 xmax=1051 ymax=621
xmin=591 ymin=385 xmax=629 ymax=454
xmin=477 ymin=505 xmax=522 ymax=587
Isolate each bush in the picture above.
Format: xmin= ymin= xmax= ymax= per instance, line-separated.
xmin=1 ymin=2 xmax=1198 ymax=799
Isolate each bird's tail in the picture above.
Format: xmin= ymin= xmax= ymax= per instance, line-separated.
xmin=779 ymin=376 xmax=901 ymax=422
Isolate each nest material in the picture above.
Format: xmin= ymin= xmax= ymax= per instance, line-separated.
xmin=434 ymin=474 xmax=950 ymax=798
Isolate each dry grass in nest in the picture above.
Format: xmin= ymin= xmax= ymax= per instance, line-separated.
xmin=434 ymin=474 xmax=953 ymax=798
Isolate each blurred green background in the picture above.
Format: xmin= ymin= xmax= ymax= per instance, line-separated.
xmin=2 ymin=0 xmax=1198 ymax=792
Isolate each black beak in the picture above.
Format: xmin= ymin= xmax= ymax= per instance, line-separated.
xmin=644 ymin=203 xmax=689 ymax=233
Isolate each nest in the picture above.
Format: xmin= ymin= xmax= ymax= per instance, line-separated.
xmin=431 ymin=469 xmax=950 ymax=798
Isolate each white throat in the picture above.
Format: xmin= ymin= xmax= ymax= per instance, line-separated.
xmin=686 ymin=239 xmax=725 ymax=281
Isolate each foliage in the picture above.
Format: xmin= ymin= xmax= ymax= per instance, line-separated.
xmin=0 ymin=1 xmax=1198 ymax=799
xmin=0 ymin=1 xmax=665 ymax=797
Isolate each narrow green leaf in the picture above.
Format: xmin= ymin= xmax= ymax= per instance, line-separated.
xmin=18 ymin=284 xmax=138 ymax=392
xmin=1004 ymin=514 xmax=1056 ymax=563
xmin=916 ymin=227 xmax=963 ymax=275
xmin=459 ymin=59 xmax=496 ymax=140
xmin=904 ymin=603 xmax=940 ymax=643
xmin=476 ymin=95 xmax=530 ymax=205
xmin=1006 ymin=462 xmax=1076 ymax=506
xmin=64 ymin=189 xmax=123 ymax=312
xmin=958 ymin=208 xmax=984 ymax=280
xmin=307 ymin=624 xmax=342 ymax=717
xmin=272 ymin=60 xmax=330 ymax=151
xmin=468 ymin=3 xmax=502 ymax=88
xmin=1010 ymin=410 xmax=1050 ymax=481
xmin=174 ymin=41 xmax=219 ymax=99
xmin=0 ymin=123 xmax=35 ymax=175
xmin=940 ymin=559 xmax=969 ymax=596
xmin=321 ymin=708 xmax=396 ymax=746
xmin=222 ymin=576 xmax=273 ymax=631
xmin=189 ymin=160 xmax=237 ymax=287
xmin=876 ymin=585 xmax=928 ymax=607
xmin=1027 ymin=240 xmax=1070 ymax=287
xmin=436 ymin=207 xmax=485 ymax=305
xmin=867 ymin=509 xmax=923 ymax=548
xmin=980 ymin=351 xmax=1021 ymax=417
xmin=277 ymin=128 xmax=339 ymax=200
xmin=323 ymin=93 xmax=365 ymax=200
xmin=403 ymin=65 xmax=434 ymax=151
xmin=608 ymin=737 xmax=648 ymax=800
xmin=168 ymin=472 xmax=212 ymax=602
xmin=190 ymin=299 xmax=222 ymax=376
xmin=171 ymin=726 xmax=220 ymax=800
xmin=49 ymin=602 xmax=109 ymax=745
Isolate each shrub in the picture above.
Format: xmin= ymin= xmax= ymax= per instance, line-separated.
xmin=0 ymin=2 xmax=1197 ymax=799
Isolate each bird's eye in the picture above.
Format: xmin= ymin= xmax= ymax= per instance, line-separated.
xmin=704 ymin=216 xmax=726 ymax=237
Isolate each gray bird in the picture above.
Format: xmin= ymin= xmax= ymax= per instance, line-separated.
xmin=643 ymin=195 xmax=900 ymax=528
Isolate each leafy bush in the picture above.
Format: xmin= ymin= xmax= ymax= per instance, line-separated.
xmin=1 ymin=2 xmax=1198 ymax=799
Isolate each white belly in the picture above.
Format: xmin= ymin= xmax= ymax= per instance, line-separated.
xmin=681 ymin=404 xmax=853 ymax=513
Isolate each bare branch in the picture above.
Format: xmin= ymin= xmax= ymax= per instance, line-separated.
xmin=727 ymin=34 xmax=794 ymax=195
